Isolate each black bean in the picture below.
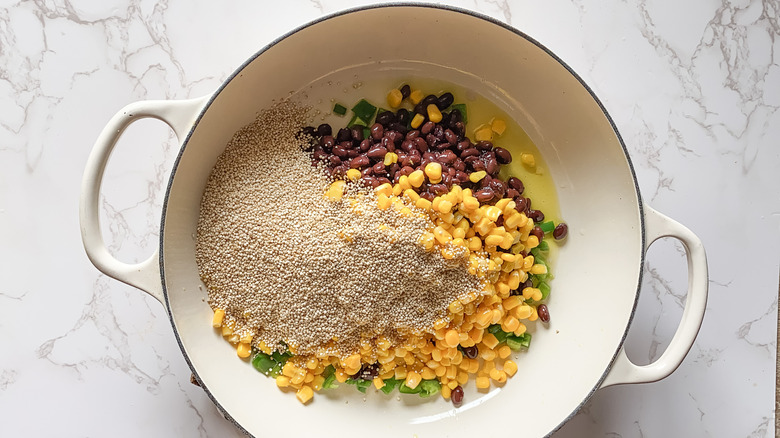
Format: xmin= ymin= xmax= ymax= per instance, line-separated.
xmin=337 ymin=128 xmax=351 ymax=142
xmin=528 ymin=209 xmax=545 ymax=223
xmin=357 ymin=363 xmax=379 ymax=380
xmin=461 ymin=345 xmax=478 ymax=359
xmin=388 ymin=122 xmax=407 ymax=135
xmin=396 ymin=108 xmax=411 ymax=125
xmin=300 ymin=126 xmax=316 ymax=138
xmin=474 ymin=187 xmax=495 ymax=203
xmin=370 ymin=123 xmax=384 ymax=140
xmin=451 ymin=385 xmax=464 ymax=407
xmin=460 ymin=148 xmax=479 ymax=159
xmin=414 ymin=101 xmax=426 ymax=115
xmin=475 ymin=140 xmax=493 ymax=151
xmin=422 ymin=94 xmax=438 ymax=108
xmin=514 ymin=196 xmax=527 ymax=213
xmin=399 ymin=84 xmax=411 ymax=99
xmin=367 ymin=146 xmax=388 ymax=159
xmin=375 ymin=111 xmax=395 ymax=127
xmin=453 ymin=121 xmax=465 ymax=137
xmin=485 ymin=157 xmax=499 ymax=176
xmin=507 ymin=177 xmax=524 ymax=194
xmin=449 ymin=109 xmax=462 ymax=124
xmin=553 ymin=223 xmax=569 ymax=240
xmin=316 ymin=124 xmax=332 ymax=137
xmin=531 ymin=226 xmax=544 ymax=242
xmin=351 ymin=155 xmax=370 ymax=169
xmin=538 ymin=304 xmax=550 ymax=323
xmin=494 ymin=147 xmax=512 ymax=164
xmin=436 ymin=92 xmax=454 ymax=110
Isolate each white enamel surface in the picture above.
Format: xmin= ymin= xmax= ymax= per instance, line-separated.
xmin=1 ymin=1 xmax=777 ymax=437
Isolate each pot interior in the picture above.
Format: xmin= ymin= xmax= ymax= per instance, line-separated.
xmin=161 ymin=5 xmax=643 ymax=437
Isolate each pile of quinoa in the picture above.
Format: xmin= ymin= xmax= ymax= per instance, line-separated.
xmin=195 ymin=101 xmax=484 ymax=356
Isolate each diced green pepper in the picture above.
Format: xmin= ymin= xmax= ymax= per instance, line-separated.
xmin=348 ymin=113 xmax=367 ymax=128
xmin=398 ymin=383 xmax=422 ymax=394
xmin=380 ymin=378 xmax=401 ymax=394
xmin=419 ymin=380 xmax=441 ymax=398
xmin=537 ymin=239 xmax=549 ymax=252
xmin=451 ymin=103 xmax=468 ymax=125
xmin=506 ymin=333 xmax=532 ymax=351
xmin=540 ymin=221 xmax=555 ymax=233
xmin=251 ymin=353 xmax=276 ymax=375
xmin=333 ymin=103 xmax=347 ymax=116
xmin=271 ymin=350 xmax=292 ymax=365
xmin=487 ymin=324 xmax=508 ymax=342
xmin=539 ymin=281 xmax=551 ymax=300
xmin=351 ymin=99 xmax=377 ymax=124
xmin=322 ymin=373 xmax=338 ymax=389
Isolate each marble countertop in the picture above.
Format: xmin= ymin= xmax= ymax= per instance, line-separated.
xmin=1 ymin=0 xmax=777 ymax=436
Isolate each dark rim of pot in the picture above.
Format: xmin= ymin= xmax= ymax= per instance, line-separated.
xmin=159 ymin=3 xmax=645 ymax=437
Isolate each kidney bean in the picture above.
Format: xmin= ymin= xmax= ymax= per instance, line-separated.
xmin=329 ymin=155 xmax=341 ymax=166
xmin=439 ymin=150 xmax=457 ymax=164
xmin=396 ymin=108 xmax=410 ymax=125
xmin=461 ymin=345 xmax=478 ymax=359
xmin=436 ymin=92 xmax=454 ymax=110
xmin=375 ymin=111 xmax=395 ymax=127
xmin=376 ymin=177 xmax=391 ymax=185
xmin=361 ymin=175 xmax=376 ymax=186
xmin=485 ymin=157 xmax=499 ymax=176
xmin=399 ymin=165 xmax=415 ymax=176
xmin=451 ymin=385 xmax=464 ymax=407
xmin=351 ymin=155 xmax=370 ymax=169
xmin=426 ymin=134 xmax=441 ymax=149
xmin=494 ymin=147 xmax=512 ymax=164
xmin=381 ymin=137 xmax=394 ymax=151
xmin=320 ymin=135 xmax=335 ymax=150
xmin=537 ymin=304 xmax=550 ymax=323
xmin=349 ymin=127 xmax=363 ymax=142
xmin=444 ymin=129 xmax=457 ymax=145
xmin=553 ymin=223 xmax=569 ymax=240
xmin=406 ymin=130 xmax=420 ymax=141
xmin=312 ymin=146 xmax=327 ymax=161
xmin=474 ymin=187 xmax=495 ymax=203
xmin=347 ymin=149 xmax=358 ymax=159
xmin=372 ymin=161 xmax=387 ymax=175
xmin=453 ymin=121 xmax=465 ymax=137
xmin=433 ymin=124 xmax=444 ymax=140
xmin=367 ymin=146 xmax=387 ymax=159
xmin=429 ymin=183 xmax=449 ymax=196
xmin=442 ymin=173 xmax=453 ymax=186
xmin=475 ymin=140 xmax=493 ymax=151
xmin=336 ymin=128 xmax=351 ymax=142
xmin=361 ymin=167 xmax=373 ymax=177
xmin=506 ymin=188 xmax=520 ymax=199
xmin=460 ymin=147 xmax=479 ymax=159
xmin=507 ymin=177 xmax=524 ymax=194
xmin=389 ymin=130 xmax=404 ymax=144
xmin=417 ymin=191 xmax=432 ymax=202
xmin=414 ymin=137 xmax=429 ymax=153
xmin=398 ymin=140 xmax=413 ymax=153
xmin=513 ymin=197 xmax=527 ymax=212
xmin=370 ymin=123 xmax=384 ymax=140
xmin=531 ymin=226 xmax=544 ymax=242
xmin=455 ymin=171 xmax=470 ymax=184
xmin=455 ymin=140 xmax=470 ymax=153
xmin=316 ymin=124 xmax=332 ymax=137
xmin=390 ymin=123 xmax=408 ymax=134
xmin=528 ymin=209 xmax=545 ymax=223
xmin=421 ymin=121 xmax=435 ymax=135
xmin=470 ymin=159 xmax=486 ymax=172
xmin=422 ymin=152 xmax=436 ymax=163
xmin=452 ymin=159 xmax=466 ymax=172
xmin=489 ymin=179 xmax=506 ymax=198
xmin=358 ymin=139 xmax=371 ymax=152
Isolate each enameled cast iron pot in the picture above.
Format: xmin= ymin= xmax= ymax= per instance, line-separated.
xmin=80 ymin=5 xmax=708 ymax=437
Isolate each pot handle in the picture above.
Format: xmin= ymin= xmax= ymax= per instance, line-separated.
xmin=600 ymin=204 xmax=708 ymax=387
xmin=79 ymin=96 xmax=208 ymax=304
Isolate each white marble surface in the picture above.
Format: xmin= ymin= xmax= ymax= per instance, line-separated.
xmin=0 ymin=0 xmax=777 ymax=436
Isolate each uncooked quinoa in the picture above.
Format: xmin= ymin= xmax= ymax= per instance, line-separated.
xmin=195 ymin=101 xmax=483 ymax=356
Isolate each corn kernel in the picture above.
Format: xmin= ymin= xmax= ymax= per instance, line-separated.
xmin=441 ymin=385 xmax=452 ymax=399
xmin=503 ymin=295 xmax=522 ymax=310
xmin=514 ymin=305 xmax=533 ymax=320
xmin=387 ymin=88 xmax=403 ymax=108
xmin=403 ymin=188 xmax=420 ymax=203
xmin=530 ymin=263 xmax=548 ymax=275
xmin=375 ymin=182 xmax=393 ymax=197
xmin=384 ymin=152 xmax=399 ymax=166
xmin=346 ymin=168 xmax=361 ymax=181
xmin=236 ymin=342 xmax=251 ymax=358
xmin=312 ymin=375 xmax=325 ymax=391
xmin=377 ymin=193 xmax=392 ymax=210
xmin=521 ymin=153 xmax=536 ymax=167
xmin=343 ymin=353 xmax=361 ymax=370
xmin=411 ymin=113 xmax=425 ymax=129
xmin=405 ymin=371 xmax=422 ymax=389
xmin=489 ymin=368 xmax=507 ymax=383
xmin=416 ymin=198 xmax=432 ymax=210
xmin=449 ymin=300 xmax=464 ymax=314
xmin=424 ymin=162 xmax=442 ymax=183
xmin=373 ymin=377 xmax=385 ymax=390
xmin=276 ymin=375 xmax=291 ymax=388
xmin=498 ymin=345 xmax=512 ymax=359
xmin=491 ymin=118 xmax=506 ymax=135
xmin=461 ymin=195 xmax=480 ymax=211
xmin=296 ymin=385 xmax=314 ymax=403
xmin=474 ymin=125 xmax=493 ymax=142
xmin=212 ymin=309 xmax=225 ymax=328
xmin=482 ymin=333 xmax=499 ymax=349
xmin=501 ymin=315 xmax=520 ymax=333
xmin=421 ymin=367 xmax=436 ymax=380
xmin=476 ymin=376 xmax=490 ymax=389
xmin=444 ymin=329 xmax=460 ymax=348
xmin=438 ymin=199 xmax=454 ymax=214
xmin=409 ymin=89 xmax=424 ymax=104
xmin=325 ymin=180 xmax=346 ymax=201
xmin=525 ymin=234 xmax=540 ymax=250
xmin=221 ymin=325 xmax=233 ymax=337
xmin=426 ymin=104 xmax=443 ymax=123
xmin=485 ymin=234 xmax=503 ymax=247
xmin=433 ymin=226 xmax=452 ymax=244
xmin=503 ymin=359 xmax=518 ymax=376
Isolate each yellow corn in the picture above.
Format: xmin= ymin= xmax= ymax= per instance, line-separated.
xmin=411 ymin=113 xmax=425 ymax=129
xmin=521 ymin=153 xmax=535 ymax=167
xmin=444 ymin=329 xmax=460 ymax=348
xmin=296 ymin=385 xmax=314 ymax=403
xmin=489 ymin=369 xmax=507 ymax=383
xmin=404 ymin=188 xmax=420 ymax=203
xmin=501 ymin=315 xmax=520 ymax=333
xmin=427 ymin=104 xmax=442 ymax=123
xmin=484 ymin=235 xmax=503 ymax=247
xmin=424 ymin=162 xmax=442 ymax=183
xmin=408 ymin=169 xmax=425 ymax=187
xmin=405 ymin=371 xmax=422 ymax=389
xmin=491 ymin=118 xmax=506 ymax=135
xmin=325 ymin=180 xmax=346 ymax=201
xmin=498 ymin=345 xmax=512 ymax=359
xmin=384 ymin=152 xmax=399 ymax=166
xmin=212 ymin=309 xmax=225 ymax=328
xmin=482 ymin=333 xmax=499 ymax=349
xmin=236 ymin=342 xmax=251 ymax=358
xmin=437 ymin=199 xmax=454 ymax=214
xmin=375 ymin=182 xmax=393 ymax=197
xmin=476 ymin=376 xmax=490 ymax=389
xmin=503 ymin=359 xmax=518 ymax=376
xmin=276 ymin=375 xmax=291 ymax=388
xmin=343 ymin=353 xmax=361 ymax=370
xmin=416 ymin=198 xmax=432 ymax=210
xmin=461 ymin=195 xmax=480 ymax=211
xmin=525 ymin=235 xmax=539 ymax=249
xmin=221 ymin=325 xmax=233 ymax=337
xmin=514 ymin=305 xmax=533 ymax=320
xmin=469 ymin=170 xmax=487 ymax=182
xmin=387 ymin=89 xmax=403 ymax=108
xmin=346 ymin=168 xmax=361 ymax=181
xmin=377 ymin=193 xmax=392 ymax=210
xmin=441 ymin=384 xmax=452 ymax=399
xmin=448 ymin=300 xmax=464 ymax=314
xmin=433 ymin=226 xmax=452 ymax=244
xmin=530 ymin=263 xmax=548 ymax=275
xmin=409 ymin=89 xmax=424 ymax=104
xmin=474 ymin=125 xmax=493 ymax=141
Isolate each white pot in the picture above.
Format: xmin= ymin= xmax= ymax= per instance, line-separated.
xmin=80 ymin=5 xmax=708 ymax=437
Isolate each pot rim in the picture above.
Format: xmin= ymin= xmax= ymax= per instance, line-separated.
xmin=158 ymin=3 xmax=646 ymax=437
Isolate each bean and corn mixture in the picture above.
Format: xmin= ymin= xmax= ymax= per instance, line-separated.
xmin=197 ymin=84 xmax=568 ymax=407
